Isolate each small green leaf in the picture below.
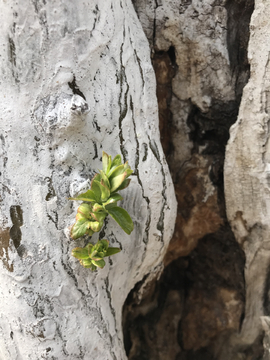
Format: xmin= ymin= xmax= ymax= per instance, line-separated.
xmin=99 ymin=170 xmax=111 ymax=189
xmin=107 ymin=206 xmax=134 ymax=235
xmin=103 ymin=193 xmax=123 ymax=206
xmin=92 ymin=203 xmax=104 ymax=212
xmin=102 ymin=151 xmax=111 ymax=174
xmin=71 ymin=247 xmax=90 ymax=260
xmin=91 ymin=254 xmax=103 ymax=261
xmin=99 ymin=239 xmax=109 ymax=249
xmin=90 ymin=221 xmax=103 ymax=232
xmin=123 ymin=161 xmax=130 ymax=170
xmin=71 ymin=219 xmax=92 ymax=239
xmin=108 ymin=164 xmax=124 ymax=179
xmin=111 ymin=154 xmax=122 ymax=168
xmin=104 ymin=202 xmax=117 ymax=210
xmin=77 ymin=203 xmax=92 ymax=218
xmin=91 ymin=173 xmax=101 ymax=184
xmin=90 ymin=211 xmax=107 ymax=222
xmin=116 ymin=178 xmax=131 ymax=191
xmin=69 ymin=189 xmax=96 ymax=203
xmin=91 ymin=176 xmax=101 ymax=202
xmin=80 ymin=258 xmax=94 ymax=268
xmin=105 ymin=247 xmax=121 ymax=257
xmin=92 ymin=258 xmax=106 ymax=268
xmin=125 ymin=168 xmax=133 ymax=177
xmin=110 ymin=171 xmax=128 ymax=192
xmin=75 ymin=212 xmax=87 ymax=221
xmin=95 ymin=180 xmax=110 ymax=202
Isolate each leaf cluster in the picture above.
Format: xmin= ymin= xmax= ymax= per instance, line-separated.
xmin=69 ymin=152 xmax=134 ymax=270
xmin=72 ymin=239 xmax=120 ymax=271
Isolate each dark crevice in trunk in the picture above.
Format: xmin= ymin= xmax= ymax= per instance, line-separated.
xmin=152 ymin=47 xmax=177 ymax=158
xmin=226 ymin=0 xmax=255 ymax=102
xmin=124 ymin=0 xmax=255 ymax=359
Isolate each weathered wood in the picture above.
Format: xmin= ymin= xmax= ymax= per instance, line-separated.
xmin=225 ymin=1 xmax=270 ymax=357
xmin=0 ymin=1 xmax=177 ymax=358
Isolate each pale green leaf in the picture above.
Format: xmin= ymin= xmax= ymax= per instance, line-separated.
xmin=103 ymin=193 xmax=123 ymax=206
xmin=90 ymin=211 xmax=107 ymax=222
xmin=71 ymin=247 xmax=89 ymax=260
xmin=107 ymin=206 xmax=134 ymax=235
xmin=91 ymin=177 xmax=101 ymax=202
xmin=110 ymin=171 xmax=127 ymax=192
xmin=94 ymin=180 xmax=110 ymax=202
xmin=102 ymin=151 xmax=110 ymax=173
xmin=99 ymin=170 xmax=110 ymax=189
xmin=71 ymin=219 xmax=92 ymax=239
xmin=90 ymin=221 xmax=103 ymax=232
xmin=116 ymin=178 xmax=131 ymax=191
xmin=105 ymin=247 xmax=121 ymax=257
xmin=111 ymin=154 xmax=122 ymax=168
xmin=69 ymin=189 xmax=96 ymax=203
xmin=92 ymin=259 xmax=106 ymax=268
xmin=108 ymin=164 xmax=124 ymax=179
xmin=77 ymin=203 xmax=92 ymax=218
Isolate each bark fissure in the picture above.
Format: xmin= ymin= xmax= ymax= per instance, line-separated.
xmin=130 ymin=96 xmax=151 ymax=245
xmin=123 ymin=0 xmax=256 ymax=358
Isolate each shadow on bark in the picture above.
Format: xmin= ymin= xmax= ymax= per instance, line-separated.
xmin=123 ymin=0 xmax=258 ymax=359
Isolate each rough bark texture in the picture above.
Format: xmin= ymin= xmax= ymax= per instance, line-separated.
xmin=123 ymin=0 xmax=266 ymax=360
xmin=225 ymin=0 xmax=270 ymax=358
xmin=0 ymin=1 xmax=177 ymax=359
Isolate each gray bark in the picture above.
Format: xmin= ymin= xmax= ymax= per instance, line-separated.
xmin=225 ymin=0 xmax=270 ymax=357
xmin=0 ymin=1 xmax=177 ymax=359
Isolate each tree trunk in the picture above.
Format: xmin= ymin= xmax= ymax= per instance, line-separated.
xmin=225 ymin=1 xmax=270 ymax=358
xmin=123 ymin=0 xmax=270 ymax=359
xmin=0 ymin=1 xmax=177 ymax=359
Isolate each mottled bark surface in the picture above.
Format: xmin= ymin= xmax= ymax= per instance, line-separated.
xmin=225 ymin=0 xmax=270 ymax=358
xmin=123 ymin=0 xmax=264 ymax=359
xmin=0 ymin=1 xmax=176 ymax=359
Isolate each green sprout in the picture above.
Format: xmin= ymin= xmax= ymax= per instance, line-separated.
xmin=69 ymin=152 xmax=134 ymax=270
xmin=72 ymin=239 xmax=121 ymax=271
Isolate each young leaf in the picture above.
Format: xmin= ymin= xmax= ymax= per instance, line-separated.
xmin=71 ymin=247 xmax=90 ymax=260
xmin=107 ymin=164 xmax=124 ymax=179
xmin=104 ymin=202 xmax=117 ymax=210
xmin=92 ymin=203 xmax=105 ymax=212
xmin=99 ymin=170 xmax=111 ymax=189
xmin=125 ymin=168 xmax=133 ymax=177
xmin=105 ymin=247 xmax=121 ymax=257
xmin=103 ymin=193 xmax=123 ymax=206
xmin=91 ymin=177 xmax=101 ymax=202
xmin=91 ymin=254 xmax=103 ymax=261
xmin=102 ymin=151 xmax=111 ymax=174
xmin=123 ymin=161 xmax=130 ymax=170
xmin=107 ymin=206 xmax=134 ymax=235
xmin=115 ymin=178 xmax=131 ymax=191
xmin=69 ymin=189 xmax=96 ymax=203
xmin=80 ymin=258 xmax=94 ymax=268
xmin=90 ymin=211 xmax=107 ymax=223
xmin=91 ymin=173 xmax=101 ymax=185
xmin=77 ymin=203 xmax=92 ymax=218
xmin=111 ymin=154 xmax=122 ymax=168
xmin=90 ymin=221 xmax=103 ymax=232
xmin=71 ymin=219 xmax=92 ymax=239
xmin=92 ymin=259 xmax=106 ymax=268
xmin=94 ymin=180 xmax=110 ymax=202
xmin=98 ymin=239 xmax=109 ymax=249
xmin=110 ymin=171 xmax=127 ymax=192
